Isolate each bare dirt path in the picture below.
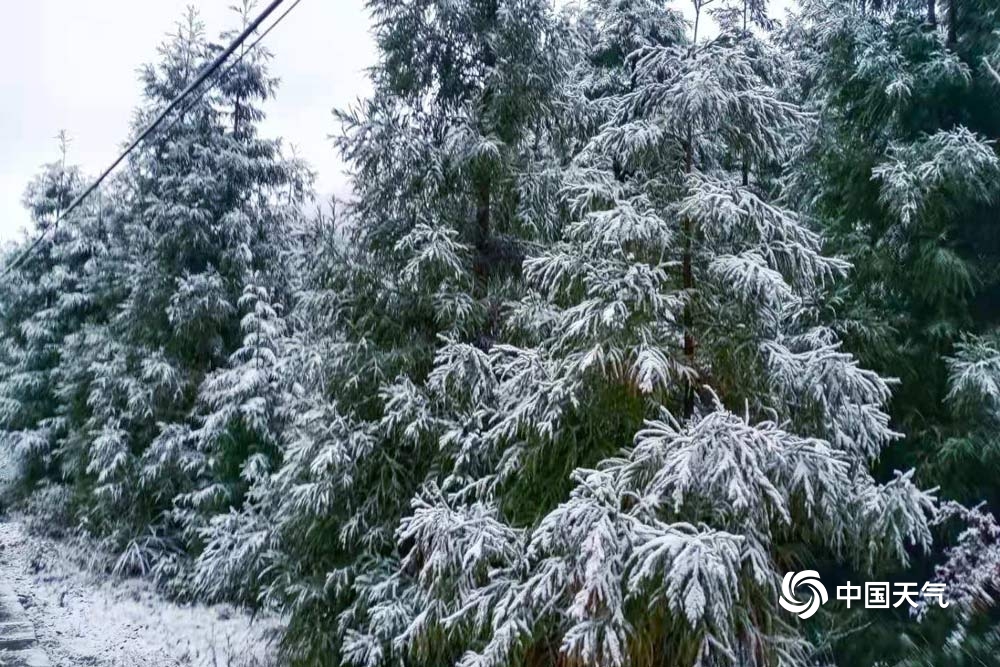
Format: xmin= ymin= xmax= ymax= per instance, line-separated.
xmin=0 ymin=518 xmax=282 ymax=667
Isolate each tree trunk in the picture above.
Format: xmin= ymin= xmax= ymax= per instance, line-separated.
xmin=682 ymin=232 xmax=695 ymax=417
xmin=927 ymin=0 xmax=937 ymax=26
xmin=947 ymin=0 xmax=958 ymax=47
xmin=475 ymin=176 xmax=491 ymax=260
xmin=682 ymin=131 xmax=696 ymax=418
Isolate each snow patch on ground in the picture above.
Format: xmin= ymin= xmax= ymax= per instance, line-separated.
xmin=0 ymin=518 xmax=283 ymax=667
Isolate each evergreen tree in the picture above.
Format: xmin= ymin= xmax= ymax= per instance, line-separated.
xmin=3 ymin=3 xmax=999 ymax=666
xmin=65 ymin=4 xmax=309 ymax=577
xmin=337 ymin=3 xmax=937 ymax=667
xmin=194 ymin=0 xmax=578 ymax=663
xmin=786 ymin=0 xmax=1000 ymax=497
xmin=784 ymin=0 xmax=1000 ymax=662
xmin=0 ymin=134 xmax=105 ymax=502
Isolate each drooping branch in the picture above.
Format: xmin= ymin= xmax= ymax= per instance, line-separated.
xmin=984 ymin=57 xmax=1000 ymax=86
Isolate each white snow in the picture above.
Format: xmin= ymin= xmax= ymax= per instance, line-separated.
xmin=0 ymin=518 xmax=283 ymax=667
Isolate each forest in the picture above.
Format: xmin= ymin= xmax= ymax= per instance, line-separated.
xmin=2 ymin=0 xmax=1000 ymax=665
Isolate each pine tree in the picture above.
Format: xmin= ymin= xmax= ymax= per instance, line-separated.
xmin=65 ymin=4 xmax=309 ymax=577
xmin=785 ymin=0 xmax=1000 ymax=493
xmin=337 ymin=2 xmax=938 ymax=667
xmin=193 ymin=1 xmax=579 ymax=663
xmin=784 ymin=0 xmax=1000 ymax=662
xmin=0 ymin=134 xmax=104 ymax=505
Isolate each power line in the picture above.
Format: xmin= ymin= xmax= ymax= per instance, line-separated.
xmin=156 ymin=0 xmax=305 ymax=142
xmin=1 ymin=0 xmax=292 ymax=279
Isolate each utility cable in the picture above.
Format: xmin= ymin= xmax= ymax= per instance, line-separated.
xmin=1 ymin=0 xmax=290 ymax=278
xmin=156 ymin=0 xmax=305 ymax=142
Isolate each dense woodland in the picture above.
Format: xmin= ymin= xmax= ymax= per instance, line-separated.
xmin=2 ymin=0 xmax=1000 ymax=665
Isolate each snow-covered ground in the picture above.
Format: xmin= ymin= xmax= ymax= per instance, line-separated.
xmin=0 ymin=519 xmax=283 ymax=667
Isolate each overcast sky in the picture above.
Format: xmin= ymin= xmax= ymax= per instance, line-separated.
xmin=0 ymin=0 xmax=794 ymax=242
xmin=0 ymin=0 xmax=375 ymax=242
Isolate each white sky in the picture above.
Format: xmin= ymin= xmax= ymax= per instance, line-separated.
xmin=0 ymin=0 xmax=375 ymax=242
xmin=0 ymin=0 xmax=793 ymax=242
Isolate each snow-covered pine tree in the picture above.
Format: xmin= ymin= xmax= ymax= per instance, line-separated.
xmin=784 ymin=0 xmax=1000 ymax=492
xmin=169 ymin=279 xmax=290 ymax=586
xmin=192 ymin=1 xmax=580 ymax=663
xmin=190 ymin=204 xmax=341 ymax=609
xmin=889 ymin=331 xmax=1000 ymax=665
xmin=0 ymin=134 xmax=103 ymax=513
xmin=577 ymin=0 xmax=686 ymax=101
xmin=45 ymin=176 xmax=129 ymax=520
xmin=375 ymin=2 xmax=939 ymax=666
xmin=780 ymin=0 xmax=1000 ymax=662
xmin=72 ymin=4 xmax=309 ymax=577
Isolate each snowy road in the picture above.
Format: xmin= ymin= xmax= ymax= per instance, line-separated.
xmin=0 ymin=577 xmax=49 ymax=666
xmin=0 ymin=519 xmax=282 ymax=667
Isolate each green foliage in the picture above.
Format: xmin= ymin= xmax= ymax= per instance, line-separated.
xmin=1 ymin=2 xmax=1000 ymax=666
xmin=786 ymin=0 xmax=1000 ymax=663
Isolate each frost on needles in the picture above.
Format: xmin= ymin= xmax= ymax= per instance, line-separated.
xmin=367 ymin=5 xmax=936 ymax=667
xmin=7 ymin=1 xmax=1000 ymax=667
